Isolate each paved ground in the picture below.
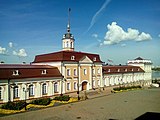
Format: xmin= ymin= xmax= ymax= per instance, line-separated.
xmin=1 ymin=88 xmax=160 ymax=120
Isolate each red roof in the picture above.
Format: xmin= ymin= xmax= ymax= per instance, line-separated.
xmin=32 ymin=51 xmax=102 ymax=63
xmin=103 ymin=65 xmax=144 ymax=74
xmin=0 ymin=64 xmax=62 ymax=80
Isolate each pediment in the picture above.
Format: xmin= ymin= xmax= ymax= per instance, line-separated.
xmin=79 ymin=56 xmax=93 ymax=63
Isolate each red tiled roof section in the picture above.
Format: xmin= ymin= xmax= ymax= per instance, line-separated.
xmin=103 ymin=65 xmax=144 ymax=74
xmin=0 ymin=64 xmax=62 ymax=80
xmin=33 ymin=51 xmax=102 ymax=63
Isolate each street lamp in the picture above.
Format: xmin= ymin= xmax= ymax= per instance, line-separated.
xmin=23 ymin=87 xmax=29 ymax=110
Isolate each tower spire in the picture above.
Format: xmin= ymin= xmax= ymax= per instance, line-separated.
xmin=67 ymin=8 xmax=71 ymax=33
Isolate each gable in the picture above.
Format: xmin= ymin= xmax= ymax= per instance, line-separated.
xmin=79 ymin=56 xmax=93 ymax=63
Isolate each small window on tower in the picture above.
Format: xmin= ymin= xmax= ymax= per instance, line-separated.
xmin=71 ymin=56 xmax=75 ymax=60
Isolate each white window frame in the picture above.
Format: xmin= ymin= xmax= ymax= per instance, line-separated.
xmin=67 ymin=82 xmax=70 ymax=90
xmin=98 ymin=80 xmax=100 ymax=86
xmin=71 ymin=56 xmax=75 ymax=60
xmin=97 ymin=69 xmax=100 ymax=74
xmin=54 ymin=82 xmax=58 ymax=93
xmin=67 ymin=69 xmax=71 ymax=76
xmin=42 ymin=83 xmax=47 ymax=95
xmin=13 ymin=70 xmax=19 ymax=76
xmin=74 ymin=68 xmax=77 ymax=76
xmin=29 ymin=85 xmax=34 ymax=97
xmin=13 ymin=86 xmax=19 ymax=98
xmin=92 ymin=69 xmax=95 ymax=75
xmin=74 ymin=82 xmax=77 ymax=90
xmin=93 ymin=57 xmax=96 ymax=61
xmin=41 ymin=69 xmax=47 ymax=74
xmin=84 ymin=69 xmax=87 ymax=75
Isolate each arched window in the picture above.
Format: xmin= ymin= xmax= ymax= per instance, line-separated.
xmin=29 ymin=85 xmax=34 ymax=97
xmin=13 ymin=86 xmax=18 ymax=98
xmin=42 ymin=83 xmax=47 ymax=95
xmin=0 ymin=87 xmax=2 ymax=100
xmin=66 ymin=41 xmax=69 ymax=48
xmin=70 ymin=42 xmax=72 ymax=48
xmin=54 ymin=82 xmax=58 ymax=93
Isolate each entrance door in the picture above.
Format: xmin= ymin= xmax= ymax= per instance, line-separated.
xmin=82 ymin=82 xmax=87 ymax=91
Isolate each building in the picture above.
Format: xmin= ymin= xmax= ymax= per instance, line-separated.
xmin=0 ymin=64 xmax=62 ymax=103
xmin=127 ymin=57 xmax=152 ymax=85
xmin=103 ymin=65 xmax=145 ymax=87
xmin=32 ymin=12 xmax=103 ymax=93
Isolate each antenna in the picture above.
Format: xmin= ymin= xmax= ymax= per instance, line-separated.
xmin=67 ymin=8 xmax=71 ymax=33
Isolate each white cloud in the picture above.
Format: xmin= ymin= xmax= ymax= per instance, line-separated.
xmin=92 ymin=33 xmax=98 ymax=38
xmin=13 ymin=49 xmax=27 ymax=57
xmin=9 ymin=42 xmax=13 ymax=48
xmin=101 ymin=22 xmax=152 ymax=45
xmin=0 ymin=46 xmax=7 ymax=54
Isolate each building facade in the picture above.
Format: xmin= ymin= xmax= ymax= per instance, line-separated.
xmin=0 ymin=64 xmax=62 ymax=103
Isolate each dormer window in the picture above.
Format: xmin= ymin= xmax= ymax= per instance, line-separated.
xmin=13 ymin=70 xmax=19 ymax=76
xmin=138 ymin=68 xmax=140 ymax=71
xmin=42 ymin=69 xmax=47 ymax=75
xmin=71 ymin=56 xmax=75 ymax=60
xmin=93 ymin=57 xmax=96 ymax=61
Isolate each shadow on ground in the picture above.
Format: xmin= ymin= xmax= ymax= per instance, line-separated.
xmin=135 ymin=112 xmax=160 ymax=120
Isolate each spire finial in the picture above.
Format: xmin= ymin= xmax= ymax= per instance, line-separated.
xmin=67 ymin=8 xmax=71 ymax=33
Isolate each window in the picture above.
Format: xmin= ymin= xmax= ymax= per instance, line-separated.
xmin=74 ymin=69 xmax=77 ymax=76
xmin=42 ymin=69 xmax=47 ymax=74
xmin=71 ymin=56 xmax=75 ymax=60
xmin=66 ymin=41 xmax=69 ymax=47
xmin=42 ymin=83 xmax=47 ymax=95
xmin=13 ymin=70 xmax=19 ymax=76
xmin=92 ymin=69 xmax=95 ymax=75
xmin=67 ymin=69 xmax=71 ymax=76
xmin=93 ymin=80 xmax=95 ymax=87
xmin=67 ymin=83 xmax=70 ymax=90
xmin=54 ymin=82 xmax=58 ymax=93
xmin=97 ymin=69 xmax=100 ymax=74
xmin=71 ymin=42 xmax=73 ymax=48
xmin=84 ymin=69 xmax=87 ymax=75
xmin=108 ymin=69 xmax=110 ymax=72
xmin=118 ymin=69 xmax=120 ymax=72
xmin=13 ymin=86 xmax=18 ymax=98
xmin=0 ymin=87 xmax=2 ymax=100
xmin=74 ymin=82 xmax=77 ymax=90
xmin=93 ymin=57 xmax=96 ymax=61
xmin=125 ymin=69 xmax=127 ymax=72
xmin=98 ymin=80 xmax=100 ymax=86
xmin=29 ymin=85 xmax=34 ymax=97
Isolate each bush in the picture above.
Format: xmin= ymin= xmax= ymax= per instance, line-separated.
xmin=31 ymin=98 xmax=51 ymax=106
xmin=54 ymin=95 xmax=70 ymax=101
xmin=1 ymin=101 xmax=26 ymax=110
xmin=113 ymin=85 xmax=142 ymax=91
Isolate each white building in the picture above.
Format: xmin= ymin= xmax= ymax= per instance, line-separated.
xmin=0 ymin=64 xmax=62 ymax=103
xmin=103 ymin=65 xmax=145 ymax=87
xmin=127 ymin=57 xmax=152 ymax=86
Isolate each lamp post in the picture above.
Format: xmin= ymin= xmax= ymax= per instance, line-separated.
xmin=23 ymin=87 xmax=29 ymax=110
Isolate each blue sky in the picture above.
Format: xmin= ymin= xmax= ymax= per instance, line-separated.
xmin=0 ymin=0 xmax=160 ymax=66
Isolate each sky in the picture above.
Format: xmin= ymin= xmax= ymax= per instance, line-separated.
xmin=0 ymin=0 xmax=160 ymax=66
